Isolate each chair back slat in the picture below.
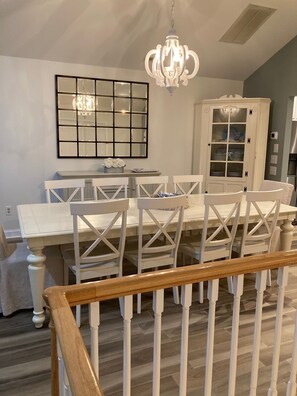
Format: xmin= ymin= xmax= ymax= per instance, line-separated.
xmin=44 ymin=179 xmax=85 ymax=203
xmin=92 ymin=177 xmax=128 ymax=200
xmin=173 ymin=174 xmax=203 ymax=195
xmin=135 ymin=176 xmax=168 ymax=197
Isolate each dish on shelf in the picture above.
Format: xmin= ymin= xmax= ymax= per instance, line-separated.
xmin=227 ymin=171 xmax=242 ymax=177
xmin=212 ymin=153 xmax=226 ymax=161
xmin=132 ymin=168 xmax=158 ymax=173
xmin=210 ymin=171 xmax=225 ymax=177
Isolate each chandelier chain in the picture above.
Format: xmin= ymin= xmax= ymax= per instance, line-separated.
xmin=170 ymin=0 xmax=175 ymax=30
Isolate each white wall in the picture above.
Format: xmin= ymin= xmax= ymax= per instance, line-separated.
xmin=0 ymin=55 xmax=243 ymax=229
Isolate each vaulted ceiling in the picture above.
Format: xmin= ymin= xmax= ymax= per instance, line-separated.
xmin=1 ymin=0 xmax=297 ymax=80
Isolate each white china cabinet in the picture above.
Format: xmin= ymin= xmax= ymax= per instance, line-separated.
xmin=192 ymin=95 xmax=271 ymax=193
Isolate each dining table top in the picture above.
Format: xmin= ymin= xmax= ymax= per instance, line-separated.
xmin=17 ymin=194 xmax=297 ymax=250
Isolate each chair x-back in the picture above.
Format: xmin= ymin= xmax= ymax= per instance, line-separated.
xmin=92 ymin=177 xmax=129 ymax=200
xmin=125 ymin=195 xmax=187 ymax=313
xmin=173 ymin=174 xmax=203 ymax=195
xmin=232 ymin=189 xmax=282 ymax=257
xmin=135 ymin=176 xmax=168 ymax=198
xmin=44 ymin=179 xmax=85 ymax=203
xmin=63 ymin=199 xmax=129 ymax=326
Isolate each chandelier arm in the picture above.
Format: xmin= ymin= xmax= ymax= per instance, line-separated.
xmin=144 ymin=49 xmax=159 ymax=78
xmin=186 ymin=50 xmax=200 ymax=79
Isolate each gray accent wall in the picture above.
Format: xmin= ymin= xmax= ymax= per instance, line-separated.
xmin=243 ymin=35 xmax=297 ymax=181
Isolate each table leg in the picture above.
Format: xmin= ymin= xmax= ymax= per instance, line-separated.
xmin=280 ymin=219 xmax=294 ymax=251
xmin=27 ymin=248 xmax=46 ymax=328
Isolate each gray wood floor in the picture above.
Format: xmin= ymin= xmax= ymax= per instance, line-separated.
xmin=1 ymin=265 xmax=297 ymax=395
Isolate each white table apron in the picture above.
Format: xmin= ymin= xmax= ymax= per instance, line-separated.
xmin=17 ymin=195 xmax=297 ymax=328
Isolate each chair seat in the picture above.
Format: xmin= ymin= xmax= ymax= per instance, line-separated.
xmin=63 ymin=250 xmax=120 ymax=280
xmin=124 ymin=250 xmax=174 ymax=270
xmin=180 ymin=241 xmax=230 ymax=262
xmin=232 ymin=237 xmax=269 ymax=255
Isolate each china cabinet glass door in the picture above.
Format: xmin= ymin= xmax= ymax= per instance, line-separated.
xmin=209 ymin=107 xmax=247 ymax=178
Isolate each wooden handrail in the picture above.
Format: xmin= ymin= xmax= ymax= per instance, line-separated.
xmin=43 ymin=251 xmax=297 ymax=396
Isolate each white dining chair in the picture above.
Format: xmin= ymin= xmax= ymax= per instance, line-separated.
xmin=232 ymin=189 xmax=282 ymax=286
xmin=173 ymin=174 xmax=203 ymax=195
xmin=92 ymin=177 xmax=129 ymax=200
xmin=124 ymin=195 xmax=187 ymax=313
xmin=180 ymin=191 xmax=243 ymax=303
xmin=44 ymin=179 xmax=85 ymax=203
xmin=233 ymin=189 xmax=282 ymax=256
xmin=259 ymin=180 xmax=294 ymax=252
xmin=135 ymin=176 xmax=168 ymax=197
xmin=62 ymin=199 xmax=129 ymax=326
xmin=259 ymin=179 xmax=294 ymax=205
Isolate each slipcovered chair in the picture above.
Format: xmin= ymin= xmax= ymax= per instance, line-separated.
xmin=0 ymin=225 xmax=63 ymax=316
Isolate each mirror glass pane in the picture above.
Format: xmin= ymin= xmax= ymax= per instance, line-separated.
xmin=77 ymin=79 xmax=95 ymax=94
xmin=96 ymin=96 xmax=113 ymax=111
xmin=56 ymin=75 xmax=148 ymax=158
xmin=58 ymin=77 xmax=76 ymax=93
xmin=132 ymin=99 xmax=147 ymax=113
xmin=97 ymin=112 xmax=113 ymax=127
xmin=132 ymin=144 xmax=146 ymax=157
xmin=97 ymin=128 xmax=113 ymax=141
xmin=115 ymin=128 xmax=130 ymax=142
xmin=115 ymin=143 xmax=130 ymax=156
xmin=96 ymin=80 xmax=113 ymax=96
xmin=114 ymin=98 xmax=130 ymax=112
xmin=132 ymin=83 xmax=147 ymax=98
xmin=78 ymin=113 xmax=95 ymax=126
xmin=132 ymin=129 xmax=146 ymax=142
xmin=115 ymin=113 xmax=130 ymax=127
xmin=97 ymin=143 xmax=113 ymax=156
xmin=59 ymin=126 xmax=77 ymax=141
xmin=58 ymin=94 xmax=75 ymax=110
xmin=78 ymin=127 xmax=95 ymax=141
xmin=115 ymin=82 xmax=130 ymax=97
xmin=79 ymin=142 xmax=96 ymax=156
xmin=132 ymin=114 xmax=147 ymax=128
xmin=59 ymin=110 xmax=77 ymax=125
xmin=59 ymin=142 xmax=77 ymax=156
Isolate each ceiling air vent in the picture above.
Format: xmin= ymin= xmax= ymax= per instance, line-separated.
xmin=219 ymin=4 xmax=276 ymax=44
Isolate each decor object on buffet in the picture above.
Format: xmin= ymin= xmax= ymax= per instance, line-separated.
xmin=144 ymin=0 xmax=199 ymax=94
xmin=103 ymin=158 xmax=126 ymax=173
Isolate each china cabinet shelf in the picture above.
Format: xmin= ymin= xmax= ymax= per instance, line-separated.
xmin=193 ymin=96 xmax=271 ymax=193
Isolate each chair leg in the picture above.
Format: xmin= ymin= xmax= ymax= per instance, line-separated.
xmin=76 ymin=305 xmax=81 ymax=327
xmin=173 ymin=286 xmax=180 ymax=305
xmin=227 ymin=276 xmax=233 ymax=294
xmin=199 ymin=282 xmax=204 ymax=303
xmin=63 ymin=263 xmax=69 ymax=286
xmin=266 ymin=269 xmax=272 ymax=286
xmin=137 ymin=293 xmax=141 ymax=314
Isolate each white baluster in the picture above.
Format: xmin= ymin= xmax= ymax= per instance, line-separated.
xmin=268 ymin=267 xmax=289 ymax=396
xmin=286 ymin=310 xmax=297 ymax=396
xmin=228 ymin=274 xmax=244 ymax=396
xmin=204 ymin=279 xmax=219 ymax=396
xmin=89 ymin=302 xmax=100 ymax=378
xmin=121 ymin=295 xmax=133 ymax=396
xmin=249 ymin=270 xmax=267 ymax=396
xmin=179 ymin=284 xmax=193 ymax=396
xmin=153 ymin=289 xmax=164 ymax=396
xmin=57 ymin=339 xmax=66 ymax=396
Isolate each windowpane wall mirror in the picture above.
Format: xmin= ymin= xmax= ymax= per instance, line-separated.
xmin=56 ymin=75 xmax=149 ymax=158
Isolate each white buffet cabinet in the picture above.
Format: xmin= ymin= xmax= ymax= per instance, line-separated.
xmin=192 ymin=96 xmax=271 ymax=193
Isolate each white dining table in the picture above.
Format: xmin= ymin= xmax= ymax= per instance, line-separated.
xmin=17 ymin=194 xmax=297 ymax=328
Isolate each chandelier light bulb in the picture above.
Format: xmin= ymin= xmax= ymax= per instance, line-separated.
xmin=72 ymin=94 xmax=95 ymax=116
xmin=144 ymin=0 xmax=199 ymax=94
